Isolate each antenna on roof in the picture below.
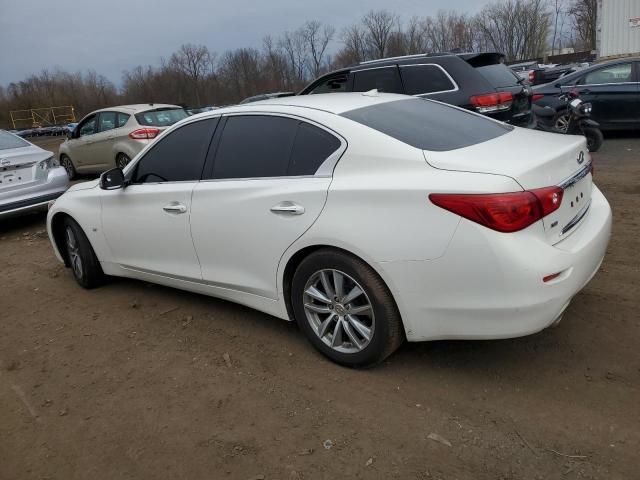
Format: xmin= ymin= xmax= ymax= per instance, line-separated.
xmin=361 ymin=89 xmax=379 ymax=97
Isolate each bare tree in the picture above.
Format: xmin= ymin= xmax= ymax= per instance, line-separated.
xmin=302 ymin=21 xmax=335 ymax=78
xmin=568 ymin=0 xmax=596 ymax=50
xmin=279 ymin=29 xmax=308 ymax=85
xmin=338 ymin=24 xmax=369 ymax=65
xmin=362 ymin=10 xmax=398 ymax=59
xmin=169 ymin=44 xmax=213 ymax=106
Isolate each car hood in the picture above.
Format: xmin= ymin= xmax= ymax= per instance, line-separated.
xmin=0 ymin=145 xmax=51 ymax=167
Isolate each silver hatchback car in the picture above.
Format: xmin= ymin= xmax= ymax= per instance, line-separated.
xmin=58 ymin=104 xmax=188 ymax=179
xmin=0 ymin=130 xmax=69 ymax=219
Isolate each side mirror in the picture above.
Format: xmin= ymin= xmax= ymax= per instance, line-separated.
xmin=100 ymin=167 xmax=125 ymax=190
xmin=66 ymin=130 xmax=73 ymax=140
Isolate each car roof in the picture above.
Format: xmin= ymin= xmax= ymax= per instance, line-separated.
xmin=91 ymin=104 xmax=182 ymax=114
xmin=210 ymin=92 xmax=411 ymax=116
xmin=554 ymin=56 xmax=640 ymax=83
xmin=194 ymin=90 xmax=415 ymax=121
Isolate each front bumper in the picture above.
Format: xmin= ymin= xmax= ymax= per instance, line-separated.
xmin=380 ymin=185 xmax=612 ymax=341
xmin=0 ymin=167 xmax=69 ymax=219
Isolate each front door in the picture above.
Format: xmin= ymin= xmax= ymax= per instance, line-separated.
xmin=101 ymin=117 xmax=218 ymax=279
xmin=577 ymin=62 xmax=638 ymax=128
xmin=70 ymin=113 xmax=99 ymax=169
xmin=190 ymin=114 xmax=344 ymax=299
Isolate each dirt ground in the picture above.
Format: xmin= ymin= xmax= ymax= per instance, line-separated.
xmin=1 ymin=134 xmax=638 ymax=480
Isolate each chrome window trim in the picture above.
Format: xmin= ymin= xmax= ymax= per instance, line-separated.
xmin=558 ymin=161 xmax=592 ymax=189
xmin=354 ymin=65 xmax=400 ymax=73
xmin=399 ymin=63 xmax=460 ymax=96
xmin=202 ymin=111 xmax=348 ymax=182
xmin=578 ymin=81 xmax=638 ymax=87
xmin=561 ymin=200 xmax=591 ymax=235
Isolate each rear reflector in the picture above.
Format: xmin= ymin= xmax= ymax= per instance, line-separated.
xmin=469 ymin=92 xmax=513 ymax=113
xmin=429 ymin=187 xmax=563 ymax=233
xmin=543 ymin=272 xmax=563 ymax=283
xmin=532 ymin=93 xmax=544 ymax=102
xmin=129 ymin=127 xmax=160 ymax=140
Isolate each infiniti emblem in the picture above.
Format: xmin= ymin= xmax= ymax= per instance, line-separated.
xmin=577 ymin=151 xmax=585 ymax=165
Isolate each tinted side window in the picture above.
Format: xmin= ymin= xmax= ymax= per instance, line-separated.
xmin=78 ymin=115 xmax=97 ymax=137
xmin=117 ymin=113 xmax=130 ymax=127
xmin=133 ymin=118 xmax=217 ymax=183
xmin=309 ymin=74 xmax=349 ymax=94
xmin=289 ymin=123 xmax=341 ymax=176
xmin=98 ymin=112 xmax=117 ymax=132
xmin=353 ymin=67 xmax=403 ymax=93
xmin=212 ymin=116 xmax=298 ymax=179
xmin=400 ymin=65 xmax=456 ymax=95
xmin=583 ymin=63 xmax=632 ymax=84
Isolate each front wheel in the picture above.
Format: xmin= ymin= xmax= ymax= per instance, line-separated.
xmin=291 ymin=249 xmax=404 ymax=367
xmin=62 ymin=218 xmax=105 ymax=289
xmin=583 ymin=127 xmax=603 ymax=152
xmin=60 ymin=155 xmax=77 ymax=180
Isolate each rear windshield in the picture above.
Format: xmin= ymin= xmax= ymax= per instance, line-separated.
xmin=341 ymin=98 xmax=512 ymax=151
xmin=475 ymin=64 xmax=521 ymax=88
xmin=135 ymin=108 xmax=188 ymax=127
xmin=0 ymin=130 xmax=29 ymax=150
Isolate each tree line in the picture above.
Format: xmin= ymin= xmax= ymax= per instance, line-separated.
xmin=1 ymin=0 xmax=596 ymax=128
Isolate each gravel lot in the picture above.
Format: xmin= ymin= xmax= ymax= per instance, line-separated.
xmin=1 ymin=135 xmax=638 ymax=480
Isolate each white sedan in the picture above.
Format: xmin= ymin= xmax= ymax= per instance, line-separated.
xmin=46 ymin=93 xmax=612 ymax=367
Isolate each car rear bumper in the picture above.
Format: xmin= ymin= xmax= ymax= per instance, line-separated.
xmin=379 ymin=185 xmax=612 ymax=341
xmin=0 ymin=167 xmax=69 ymax=219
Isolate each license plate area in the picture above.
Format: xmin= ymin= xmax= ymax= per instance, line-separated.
xmin=0 ymin=166 xmax=33 ymax=187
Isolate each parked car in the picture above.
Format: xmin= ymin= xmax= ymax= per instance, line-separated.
xmin=532 ymin=57 xmax=640 ymax=130
xmin=58 ymin=104 xmax=188 ymax=179
xmin=510 ymin=60 xmax=544 ymax=84
xmin=299 ymin=52 xmax=533 ymax=127
xmin=239 ymin=92 xmax=296 ymax=104
xmin=47 ymin=93 xmax=611 ymax=367
xmin=0 ymin=129 xmax=68 ymax=218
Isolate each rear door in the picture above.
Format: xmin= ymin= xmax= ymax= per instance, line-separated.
xmin=190 ymin=114 xmax=344 ymax=299
xmin=575 ymin=62 xmax=637 ymax=128
xmin=352 ymin=66 xmax=404 ymax=94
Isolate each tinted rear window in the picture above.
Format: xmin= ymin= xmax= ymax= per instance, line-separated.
xmin=341 ymin=98 xmax=512 ymax=151
xmin=400 ymin=65 xmax=456 ymax=95
xmin=135 ymin=108 xmax=188 ymax=127
xmin=475 ymin=64 xmax=521 ymax=88
xmin=0 ymin=130 xmax=29 ymax=150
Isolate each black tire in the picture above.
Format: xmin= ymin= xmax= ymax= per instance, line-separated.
xmin=584 ymin=127 xmax=603 ymax=153
xmin=62 ymin=217 xmax=105 ymax=289
xmin=60 ymin=155 xmax=77 ymax=180
xmin=116 ymin=153 xmax=130 ymax=169
xmin=291 ymin=249 xmax=404 ymax=368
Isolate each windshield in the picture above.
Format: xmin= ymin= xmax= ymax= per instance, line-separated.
xmin=135 ymin=108 xmax=188 ymax=127
xmin=0 ymin=130 xmax=30 ymax=150
xmin=475 ymin=64 xmax=521 ymax=88
xmin=341 ymin=98 xmax=511 ymax=151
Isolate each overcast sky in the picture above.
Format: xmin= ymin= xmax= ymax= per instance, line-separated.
xmin=0 ymin=0 xmax=482 ymax=86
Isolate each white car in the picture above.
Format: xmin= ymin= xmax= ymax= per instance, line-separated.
xmin=46 ymin=93 xmax=612 ymax=367
xmin=0 ymin=130 xmax=68 ymax=218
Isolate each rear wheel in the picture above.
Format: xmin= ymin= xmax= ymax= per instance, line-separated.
xmin=291 ymin=249 xmax=404 ymax=367
xmin=116 ymin=153 xmax=131 ymax=169
xmin=60 ymin=155 xmax=76 ymax=180
xmin=583 ymin=127 xmax=603 ymax=152
xmin=62 ymin=218 xmax=105 ymax=289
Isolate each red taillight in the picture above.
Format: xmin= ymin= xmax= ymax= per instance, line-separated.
xmin=532 ymin=93 xmax=544 ymax=102
xmin=429 ymin=186 xmax=563 ymax=233
xmin=469 ymin=92 xmax=513 ymax=113
xmin=543 ymin=272 xmax=562 ymax=283
xmin=528 ymin=71 xmax=535 ymax=83
xmin=129 ymin=127 xmax=160 ymax=140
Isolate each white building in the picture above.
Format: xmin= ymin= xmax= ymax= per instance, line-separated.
xmin=597 ymin=0 xmax=640 ymax=59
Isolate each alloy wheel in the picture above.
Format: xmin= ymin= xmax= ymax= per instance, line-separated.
xmin=65 ymin=226 xmax=83 ymax=279
xmin=116 ymin=154 xmax=130 ymax=169
xmin=61 ymin=157 xmax=74 ymax=179
xmin=555 ymin=114 xmax=570 ymax=133
xmin=303 ymin=269 xmax=375 ymax=354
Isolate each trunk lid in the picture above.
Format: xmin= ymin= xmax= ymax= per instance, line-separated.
xmin=0 ymin=146 xmax=51 ymax=191
xmin=424 ymin=128 xmax=593 ymax=244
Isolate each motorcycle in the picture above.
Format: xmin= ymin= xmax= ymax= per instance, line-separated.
xmin=532 ymin=90 xmax=603 ymax=152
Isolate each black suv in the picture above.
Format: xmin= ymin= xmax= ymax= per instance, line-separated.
xmin=299 ymin=52 xmax=533 ymax=127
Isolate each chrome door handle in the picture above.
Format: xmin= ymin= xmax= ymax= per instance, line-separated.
xmin=270 ymin=201 xmax=305 ymax=215
xmin=163 ymin=203 xmax=187 ymax=214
